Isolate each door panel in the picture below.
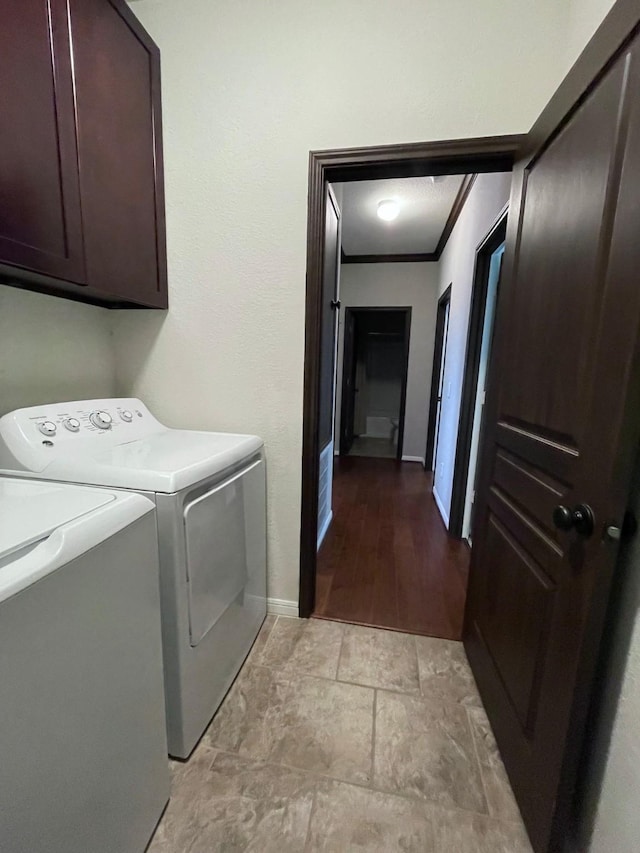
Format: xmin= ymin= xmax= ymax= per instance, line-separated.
xmin=480 ymin=514 xmax=555 ymax=733
xmin=69 ymin=0 xmax=166 ymax=305
xmin=465 ymin=36 xmax=640 ymax=853
xmin=0 ymin=0 xmax=85 ymax=282
xmin=501 ymin=59 xmax=624 ymax=442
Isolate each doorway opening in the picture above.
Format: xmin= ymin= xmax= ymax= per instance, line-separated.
xmin=302 ymin=139 xmax=521 ymax=637
xmin=448 ymin=212 xmax=507 ymax=539
xmin=302 ymin=9 xmax=640 ymax=851
xmin=425 ymin=284 xmax=451 ymax=472
xmin=339 ymin=307 xmax=410 ymax=460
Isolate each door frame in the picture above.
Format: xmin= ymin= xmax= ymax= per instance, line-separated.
xmin=339 ymin=306 xmax=412 ymax=461
xmin=425 ymin=284 xmax=452 ymax=472
xmin=300 ymin=135 xmax=525 ymax=618
xmin=448 ymin=209 xmax=508 ymax=537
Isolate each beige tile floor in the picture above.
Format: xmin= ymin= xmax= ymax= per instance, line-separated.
xmin=148 ymin=617 xmax=533 ymax=852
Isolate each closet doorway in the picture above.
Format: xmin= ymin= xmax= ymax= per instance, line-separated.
xmin=339 ymin=307 xmax=410 ymax=460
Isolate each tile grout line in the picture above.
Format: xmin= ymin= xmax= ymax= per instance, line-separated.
xmin=236 ymin=659 xmax=478 ymax=707
xmin=187 ymin=745 xmax=521 ymax=826
xmin=254 ymin=614 xmax=279 ymax=665
xmin=370 ymin=688 xmax=378 ymax=790
xmin=466 ymin=705 xmax=492 ymax=818
xmin=302 ymin=785 xmax=320 ymax=852
xmin=414 ymin=634 xmax=423 ymax=696
xmin=334 ymin=622 xmax=347 ymax=681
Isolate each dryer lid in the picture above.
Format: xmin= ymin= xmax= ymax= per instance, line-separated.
xmin=0 ymin=478 xmax=115 ymax=560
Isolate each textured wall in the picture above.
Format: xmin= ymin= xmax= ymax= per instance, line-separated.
xmin=115 ymin=0 xmax=573 ymax=604
xmin=565 ymin=0 xmax=617 ymax=69
xmin=335 ymin=263 xmax=439 ymax=462
xmin=0 ymin=286 xmax=115 ymax=416
xmin=433 ymin=173 xmax=512 ymax=524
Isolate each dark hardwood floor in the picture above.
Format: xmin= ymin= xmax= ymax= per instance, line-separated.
xmin=314 ymin=457 xmax=470 ymax=639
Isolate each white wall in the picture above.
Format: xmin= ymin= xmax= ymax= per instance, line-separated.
xmin=565 ymin=0 xmax=617 ymax=70
xmin=335 ymin=263 xmax=439 ymax=463
xmin=115 ymin=0 xmax=576 ymax=606
xmin=0 ymin=286 xmax=116 ymax=415
xmin=432 ymin=173 xmax=511 ymax=524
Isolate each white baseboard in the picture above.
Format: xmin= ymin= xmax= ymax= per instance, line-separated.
xmin=317 ymin=509 xmax=333 ymax=550
xmin=402 ymin=455 xmax=425 ymax=464
xmin=432 ymin=485 xmax=450 ymax=529
xmin=267 ymin=598 xmax=299 ymax=618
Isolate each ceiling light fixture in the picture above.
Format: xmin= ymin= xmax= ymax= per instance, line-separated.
xmin=377 ymin=199 xmax=399 ymax=222
xmin=429 ymin=175 xmax=446 ymax=184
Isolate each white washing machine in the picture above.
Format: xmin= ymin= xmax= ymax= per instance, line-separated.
xmin=0 ymin=398 xmax=267 ymax=758
xmin=0 ymin=476 xmax=169 ymax=853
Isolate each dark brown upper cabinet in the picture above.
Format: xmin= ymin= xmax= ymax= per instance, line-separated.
xmin=0 ymin=0 xmax=167 ymax=308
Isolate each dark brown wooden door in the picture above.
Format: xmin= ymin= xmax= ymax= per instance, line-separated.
xmin=465 ymin=35 xmax=640 ymax=853
xmin=69 ymin=0 xmax=167 ymax=306
xmin=318 ymin=187 xmax=341 ymax=452
xmin=0 ymin=0 xmax=85 ymax=283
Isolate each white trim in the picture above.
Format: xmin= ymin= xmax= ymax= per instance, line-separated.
xmin=317 ymin=509 xmax=333 ymax=550
xmin=401 ymin=455 xmax=425 ymax=464
xmin=267 ymin=597 xmax=299 ymax=617
xmin=432 ymin=485 xmax=450 ymax=529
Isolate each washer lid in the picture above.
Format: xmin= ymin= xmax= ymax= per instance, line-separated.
xmin=0 ymin=479 xmax=115 ymax=560
xmin=40 ymin=430 xmax=263 ymax=493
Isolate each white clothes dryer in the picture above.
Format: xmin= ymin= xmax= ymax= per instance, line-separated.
xmin=0 ymin=398 xmax=267 ymax=758
xmin=0 ymin=477 xmax=169 ymax=853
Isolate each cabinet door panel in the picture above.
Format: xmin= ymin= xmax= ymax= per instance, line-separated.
xmin=0 ymin=0 xmax=85 ymax=282
xmin=69 ymin=0 xmax=167 ymax=306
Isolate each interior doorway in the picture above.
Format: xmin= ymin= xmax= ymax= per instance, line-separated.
xmin=339 ymin=307 xmax=410 ymax=460
xmin=448 ymin=211 xmax=507 ymax=539
xmin=425 ymin=285 xmax=451 ymax=472
xmin=303 ymin=8 xmax=640 ymax=850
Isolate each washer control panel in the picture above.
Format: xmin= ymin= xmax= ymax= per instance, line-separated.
xmin=0 ymin=398 xmax=167 ymax=471
xmin=0 ymin=398 xmax=161 ymax=451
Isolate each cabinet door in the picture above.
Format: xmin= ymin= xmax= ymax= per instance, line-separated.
xmin=0 ymin=0 xmax=85 ymax=283
xmin=68 ymin=0 xmax=167 ymax=307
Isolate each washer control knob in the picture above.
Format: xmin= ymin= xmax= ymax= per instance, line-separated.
xmin=38 ymin=421 xmax=57 ymax=437
xmin=63 ymin=418 xmax=81 ymax=433
xmin=120 ymin=410 xmax=133 ymax=423
xmin=90 ymin=411 xmax=113 ymax=430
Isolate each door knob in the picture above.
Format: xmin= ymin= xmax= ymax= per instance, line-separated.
xmin=553 ymin=504 xmax=595 ymax=538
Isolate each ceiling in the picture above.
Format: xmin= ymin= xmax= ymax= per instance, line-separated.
xmin=333 ymin=175 xmax=467 ymax=257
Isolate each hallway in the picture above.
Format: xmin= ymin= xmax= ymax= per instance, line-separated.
xmin=315 ymin=458 xmax=470 ymax=638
